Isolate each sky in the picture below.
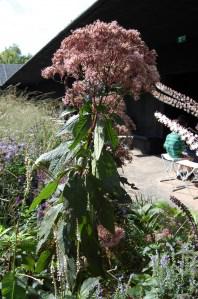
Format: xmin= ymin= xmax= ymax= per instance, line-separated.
xmin=0 ymin=0 xmax=95 ymax=55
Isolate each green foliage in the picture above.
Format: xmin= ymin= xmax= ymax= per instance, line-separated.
xmin=1 ymin=61 xmax=197 ymax=299
xmin=0 ymin=44 xmax=32 ymax=64
xmin=37 ymin=203 xmax=63 ymax=251
xmin=94 ymin=119 xmax=105 ymax=160
xmin=2 ymin=272 xmax=27 ymax=299
xmin=104 ymin=118 xmax=119 ymax=150
xmin=0 ymin=88 xmax=58 ymax=155
xmin=29 ymin=180 xmax=60 ymax=211
xmin=79 ymin=277 xmax=100 ymax=298
xmin=128 ymin=243 xmax=198 ymax=298
xmin=28 ymin=96 xmax=130 ymax=295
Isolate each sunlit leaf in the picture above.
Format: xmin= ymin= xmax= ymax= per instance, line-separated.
xmin=60 ymin=107 xmax=76 ymax=118
xmin=57 ymin=114 xmax=79 ymax=136
xmin=35 ymin=250 xmax=51 ymax=273
xmin=69 ymin=114 xmax=91 ymax=150
xmin=79 ymin=277 xmax=100 ymax=299
xmin=37 ymin=203 xmax=63 ymax=251
xmin=35 ymin=141 xmax=71 ymax=166
xmin=94 ymin=119 xmax=104 ymax=160
xmin=29 ymin=180 xmax=59 ymax=212
xmin=104 ymin=118 xmax=118 ymax=150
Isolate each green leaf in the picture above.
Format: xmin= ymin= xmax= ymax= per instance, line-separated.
xmin=57 ymin=113 xmax=79 ymax=136
xmin=79 ymin=277 xmax=100 ymax=299
xmin=37 ymin=203 xmax=63 ymax=251
xmin=94 ymin=119 xmax=104 ymax=160
xmin=127 ymin=286 xmax=143 ymax=297
xmin=95 ymin=150 xmax=120 ymax=193
xmin=35 ymin=141 xmax=71 ymax=166
xmin=66 ymin=257 xmax=77 ymax=292
xmin=2 ymin=272 xmax=27 ymax=299
xmin=80 ymin=101 xmax=92 ymax=114
xmin=86 ymin=175 xmax=115 ymax=233
xmin=69 ymin=114 xmax=91 ymax=150
xmin=98 ymin=197 xmax=115 ymax=233
xmin=81 ymin=221 xmax=104 ymax=276
xmin=41 ymin=294 xmax=56 ymax=299
xmin=35 ymin=250 xmax=51 ymax=273
xmin=104 ymin=118 xmax=118 ymax=150
xmin=23 ymin=256 xmax=35 ymax=272
xmin=29 ymin=180 xmax=59 ymax=212
xmin=56 ymin=221 xmax=65 ymax=254
xmin=60 ymin=107 xmax=76 ymax=118
xmin=63 ymin=175 xmax=87 ymax=219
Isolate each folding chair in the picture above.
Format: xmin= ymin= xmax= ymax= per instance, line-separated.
xmin=160 ymin=153 xmax=181 ymax=182
xmin=173 ymin=160 xmax=198 ymax=199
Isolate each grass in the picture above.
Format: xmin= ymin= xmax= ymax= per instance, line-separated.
xmin=0 ymin=87 xmax=61 ymax=158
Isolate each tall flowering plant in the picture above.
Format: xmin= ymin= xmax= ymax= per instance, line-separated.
xmin=42 ymin=20 xmax=159 ymax=104
xmin=30 ymin=20 xmax=159 ymax=284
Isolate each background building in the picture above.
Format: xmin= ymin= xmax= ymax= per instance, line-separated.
xmin=1 ymin=0 xmax=198 ymax=153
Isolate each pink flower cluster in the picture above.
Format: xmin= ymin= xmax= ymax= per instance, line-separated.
xmin=155 ymin=112 xmax=198 ymax=155
xmin=155 ymin=228 xmax=172 ymax=241
xmin=145 ymin=228 xmax=172 ymax=243
xmin=97 ymin=224 xmax=125 ymax=248
xmin=42 ymin=20 xmax=159 ymax=106
xmin=152 ymin=83 xmax=198 ymax=118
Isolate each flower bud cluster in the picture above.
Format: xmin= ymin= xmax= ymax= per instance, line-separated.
xmin=97 ymin=224 xmax=125 ymax=248
xmin=154 ymin=112 xmax=198 ymax=156
xmin=153 ymin=83 xmax=198 ymax=117
xmin=42 ymin=20 xmax=159 ymax=108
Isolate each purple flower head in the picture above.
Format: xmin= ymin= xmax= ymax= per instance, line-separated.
xmin=15 ymin=196 xmax=22 ymax=205
xmin=0 ymin=139 xmax=25 ymax=166
xmin=37 ymin=202 xmax=48 ymax=220
xmin=160 ymin=255 xmax=170 ymax=267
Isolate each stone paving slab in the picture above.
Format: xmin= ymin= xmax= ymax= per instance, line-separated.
xmin=119 ymin=150 xmax=198 ymax=211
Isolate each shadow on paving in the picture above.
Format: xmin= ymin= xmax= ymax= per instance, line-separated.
xmin=119 ymin=149 xmax=198 ymax=211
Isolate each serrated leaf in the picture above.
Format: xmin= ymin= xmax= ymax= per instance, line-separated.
xmin=79 ymin=277 xmax=100 ymax=299
xmin=41 ymin=294 xmax=56 ymax=299
xmin=95 ymin=150 xmax=117 ymax=178
xmin=35 ymin=142 xmax=71 ymax=166
xmin=29 ymin=180 xmax=59 ymax=212
xmin=81 ymin=101 xmax=92 ymax=114
xmin=60 ymin=107 xmax=76 ymax=118
xmin=98 ymin=197 xmax=115 ymax=233
xmin=57 ymin=114 xmax=79 ymax=136
xmin=127 ymin=286 xmax=143 ymax=297
xmin=69 ymin=114 xmax=91 ymax=150
xmin=37 ymin=203 xmax=63 ymax=251
xmin=81 ymin=221 xmax=104 ymax=276
xmin=95 ymin=150 xmax=125 ymax=198
xmin=94 ymin=119 xmax=104 ymax=160
xmin=86 ymin=175 xmax=115 ymax=233
xmin=48 ymin=145 xmax=74 ymax=176
xmin=104 ymin=118 xmax=118 ymax=150
xmin=63 ymin=175 xmax=87 ymax=218
xmin=2 ymin=272 xmax=27 ymax=299
xmin=24 ymin=256 xmax=35 ymax=272
xmin=35 ymin=250 xmax=51 ymax=273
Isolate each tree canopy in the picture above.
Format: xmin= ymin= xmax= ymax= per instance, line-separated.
xmin=0 ymin=44 xmax=32 ymax=64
